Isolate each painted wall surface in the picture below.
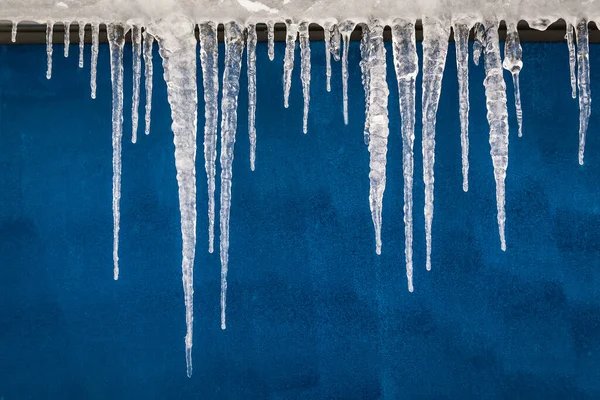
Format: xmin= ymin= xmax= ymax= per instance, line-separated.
xmin=1 ymin=40 xmax=599 ymax=399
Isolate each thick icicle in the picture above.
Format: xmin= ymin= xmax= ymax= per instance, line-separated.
xmin=143 ymin=31 xmax=154 ymax=136
xmin=63 ymin=21 xmax=70 ymax=58
xmin=482 ymin=21 xmax=510 ymax=251
xmin=199 ymin=22 xmax=219 ymax=253
xmin=107 ymin=24 xmax=125 ymax=281
xmin=566 ymin=23 xmax=577 ymax=99
xmin=78 ymin=22 xmax=85 ymax=68
xmin=220 ymin=22 xmax=245 ymax=330
xmin=324 ymin=22 xmax=332 ymax=92
xmin=46 ymin=22 xmax=53 ymax=80
xmin=267 ymin=20 xmax=275 ymax=61
xmin=473 ymin=22 xmax=485 ymax=66
xmin=299 ymin=21 xmax=311 ymax=134
xmin=131 ymin=25 xmax=142 ymax=143
xmin=576 ymin=20 xmax=591 ymax=166
xmin=11 ymin=21 xmax=17 ymax=43
xmin=283 ymin=20 xmax=298 ymax=109
xmin=421 ymin=19 xmax=449 ymax=271
xmin=454 ymin=23 xmax=470 ymax=191
xmin=247 ymin=23 xmax=258 ymax=169
xmin=391 ymin=19 xmax=418 ymax=292
xmin=366 ymin=19 xmax=389 ymax=256
xmin=503 ymin=22 xmax=524 ymax=138
xmin=359 ymin=24 xmax=371 ymax=145
xmin=340 ymin=21 xmax=356 ymax=125
xmin=154 ymin=17 xmax=198 ymax=377
xmin=90 ymin=22 xmax=99 ymax=99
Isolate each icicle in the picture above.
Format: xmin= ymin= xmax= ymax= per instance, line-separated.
xmin=154 ymin=17 xmax=198 ymax=377
xmin=473 ymin=22 xmax=485 ymax=66
xmin=340 ymin=21 xmax=356 ymax=125
xmin=391 ymin=19 xmax=418 ymax=292
xmin=482 ymin=21 xmax=510 ymax=251
xmin=453 ymin=23 xmax=470 ymax=191
xmin=566 ymin=23 xmax=577 ymax=99
xmin=366 ymin=19 xmax=389 ymax=256
xmin=421 ymin=19 xmax=450 ymax=271
xmin=220 ymin=22 xmax=245 ymax=330
xmin=143 ymin=31 xmax=154 ymax=136
xmin=107 ymin=24 xmax=125 ymax=281
xmin=267 ymin=20 xmax=275 ymax=61
xmin=199 ymin=22 xmax=219 ymax=254
xmin=330 ymin=24 xmax=341 ymax=62
xmin=247 ymin=24 xmax=258 ymax=169
xmin=576 ymin=20 xmax=591 ymax=166
xmin=324 ymin=22 xmax=332 ymax=92
xmin=90 ymin=22 xmax=99 ymax=99
xmin=46 ymin=22 xmax=53 ymax=80
xmin=283 ymin=20 xmax=298 ymax=109
xmin=78 ymin=22 xmax=85 ymax=68
xmin=359 ymin=24 xmax=371 ymax=145
xmin=503 ymin=22 xmax=524 ymax=138
xmin=131 ymin=25 xmax=142 ymax=143
xmin=63 ymin=21 xmax=70 ymax=58
xmin=299 ymin=21 xmax=311 ymax=134
xmin=11 ymin=21 xmax=17 ymax=43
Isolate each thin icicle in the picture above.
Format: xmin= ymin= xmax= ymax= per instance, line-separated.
xmin=154 ymin=17 xmax=198 ymax=377
xmin=482 ymin=21 xmax=510 ymax=251
xmin=359 ymin=24 xmax=371 ymax=145
xmin=267 ymin=20 xmax=275 ymax=61
xmin=78 ymin=22 xmax=85 ymax=68
xmin=340 ymin=21 xmax=356 ymax=125
xmin=283 ymin=20 xmax=298 ymax=109
xmin=324 ymin=22 xmax=332 ymax=92
xmin=131 ymin=25 xmax=142 ymax=143
xmin=199 ymin=22 xmax=219 ymax=254
xmin=366 ymin=19 xmax=389 ymax=257
xmin=91 ymin=22 xmax=99 ymax=99
xmin=247 ymin=23 xmax=258 ymax=169
xmin=421 ymin=19 xmax=450 ymax=271
xmin=566 ymin=23 xmax=577 ymax=99
xmin=576 ymin=20 xmax=591 ymax=166
xmin=299 ymin=21 xmax=311 ymax=134
xmin=143 ymin=32 xmax=154 ymax=136
xmin=454 ymin=23 xmax=470 ymax=191
xmin=220 ymin=22 xmax=245 ymax=330
xmin=11 ymin=21 xmax=17 ymax=43
xmin=63 ymin=21 xmax=70 ymax=58
xmin=107 ymin=24 xmax=125 ymax=281
xmin=46 ymin=22 xmax=53 ymax=80
xmin=503 ymin=22 xmax=524 ymax=138
xmin=391 ymin=19 xmax=418 ymax=292
xmin=330 ymin=24 xmax=341 ymax=62
xmin=473 ymin=22 xmax=485 ymax=66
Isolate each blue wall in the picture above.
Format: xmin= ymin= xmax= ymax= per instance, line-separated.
xmin=0 ymin=38 xmax=599 ymax=399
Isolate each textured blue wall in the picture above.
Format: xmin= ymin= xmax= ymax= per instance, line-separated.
xmin=0 ymin=38 xmax=599 ymax=399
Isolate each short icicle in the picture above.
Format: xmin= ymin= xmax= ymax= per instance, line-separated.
xmin=324 ymin=22 xmax=332 ymax=92
xmin=453 ymin=22 xmax=470 ymax=191
xmin=153 ymin=16 xmax=199 ymax=377
xmin=11 ymin=21 xmax=17 ymax=42
xmin=131 ymin=25 xmax=142 ymax=143
xmin=247 ymin=23 xmax=258 ymax=169
xmin=330 ymin=24 xmax=341 ymax=62
xmin=63 ymin=21 xmax=70 ymax=58
xmin=566 ymin=22 xmax=577 ymax=99
xmin=503 ymin=22 xmax=524 ymax=138
xmin=91 ymin=22 xmax=99 ymax=99
xmin=78 ymin=21 xmax=85 ymax=68
xmin=340 ymin=21 xmax=356 ymax=125
xmin=283 ymin=20 xmax=298 ymax=108
xmin=46 ymin=21 xmax=53 ymax=80
xmin=473 ymin=22 xmax=485 ymax=66
xmin=366 ymin=19 xmax=390 ymax=256
xmin=576 ymin=19 xmax=591 ymax=166
xmin=359 ymin=24 xmax=371 ymax=145
xmin=391 ymin=19 xmax=418 ymax=292
xmin=421 ymin=19 xmax=450 ymax=271
xmin=107 ymin=24 xmax=125 ymax=281
xmin=299 ymin=21 xmax=311 ymax=134
xmin=143 ymin=31 xmax=154 ymax=135
xmin=199 ymin=22 xmax=219 ymax=253
xmin=267 ymin=20 xmax=275 ymax=61
xmin=220 ymin=22 xmax=245 ymax=330
xmin=482 ymin=20 xmax=510 ymax=251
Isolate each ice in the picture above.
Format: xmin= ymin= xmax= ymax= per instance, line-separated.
xmin=267 ymin=20 xmax=275 ymax=61
xmin=283 ymin=20 xmax=297 ymax=108
xmin=299 ymin=21 xmax=311 ymax=134
xmin=11 ymin=21 xmax=17 ymax=43
xmin=131 ymin=25 xmax=142 ymax=143
xmin=90 ymin=22 xmax=99 ymax=99
xmin=566 ymin=23 xmax=577 ymax=99
xmin=323 ymin=22 xmax=332 ymax=92
xmin=330 ymin=23 xmax=340 ymax=62
xmin=359 ymin=24 xmax=371 ymax=146
xmin=220 ymin=21 xmax=244 ymax=330
xmin=199 ymin=21 xmax=219 ymax=253
xmin=247 ymin=23 xmax=258 ymax=168
xmin=63 ymin=21 xmax=70 ymax=58
xmin=576 ymin=20 xmax=591 ymax=166
xmin=503 ymin=22 xmax=523 ymax=137
xmin=473 ymin=22 xmax=485 ymax=66
xmin=340 ymin=21 xmax=356 ymax=125
xmin=143 ymin=31 xmax=154 ymax=136
xmin=453 ymin=22 xmax=470 ymax=191
xmin=46 ymin=22 xmax=53 ymax=80
xmin=421 ymin=19 xmax=449 ymax=271
xmin=78 ymin=21 xmax=85 ymax=68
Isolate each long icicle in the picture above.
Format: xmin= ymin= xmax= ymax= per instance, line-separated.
xmin=299 ymin=21 xmax=311 ymax=134
xmin=283 ymin=20 xmax=298 ymax=108
xmin=324 ymin=22 xmax=332 ymax=92
xmin=46 ymin=21 xmax=53 ymax=80
xmin=421 ymin=19 xmax=450 ymax=271
xmin=220 ymin=22 xmax=245 ymax=330
xmin=566 ymin=22 xmax=577 ymax=99
xmin=503 ymin=22 xmax=524 ymax=138
xmin=11 ymin=21 xmax=17 ymax=43
xmin=143 ymin=31 xmax=154 ymax=135
xmin=154 ymin=17 xmax=198 ymax=377
xmin=482 ymin=20 xmax=510 ymax=251
xmin=63 ymin=21 xmax=70 ymax=58
xmin=576 ymin=19 xmax=591 ymax=166
xmin=78 ymin=21 xmax=85 ymax=68
xmin=453 ymin=23 xmax=470 ymax=191
xmin=107 ymin=24 xmax=125 ymax=281
xmin=391 ymin=19 xmax=418 ymax=292
xmin=366 ymin=19 xmax=389 ymax=256
xmin=199 ymin=22 xmax=219 ymax=254
xmin=90 ymin=22 xmax=99 ymax=99
xmin=131 ymin=25 xmax=142 ymax=143
xmin=359 ymin=24 xmax=371 ymax=146
xmin=267 ymin=20 xmax=275 ymax=61
xmin=340 ymin=21 xmax=356 ymax=125
xmin=247 ymin=23 xmax=258 ymax=169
